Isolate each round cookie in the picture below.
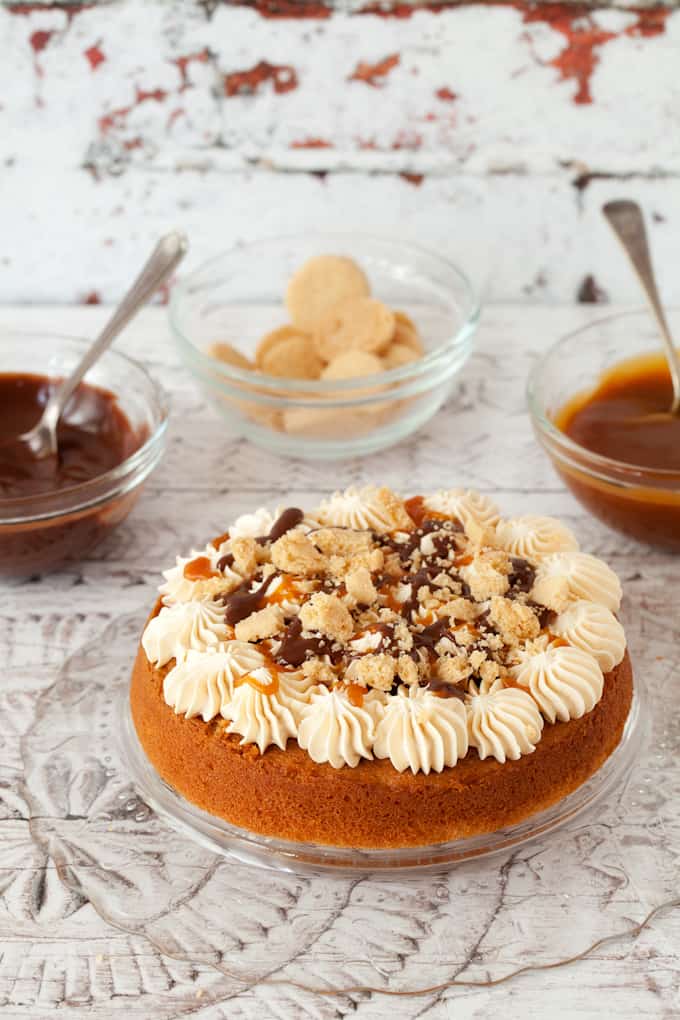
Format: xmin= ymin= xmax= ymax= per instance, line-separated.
xmin=256 ymin=325 xmax=323 ymax=380
xmin=315 ymin=297 xmax=395 ymax=362
xmin=382 ymin=343 xmax=421 ymax=370
xmin=321 ymin=350 xmax=384 ymax=380
xmin=286 ymin=255 xmax=370 ymax=333
xmin=393 ymin=311 xmax=425 ymax=354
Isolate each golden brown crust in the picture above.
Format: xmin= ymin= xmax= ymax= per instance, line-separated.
xmin=130 ymin=610 xmax=633 ymax=849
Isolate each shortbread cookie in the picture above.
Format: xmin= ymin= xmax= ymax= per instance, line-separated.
xmin=321 ymin=350 xmax=383 ymax=380
xmin=382 ymin=343 xmax=421 ymax=370
xmin=315 ymin=296 xmax=395 ymax=361
xmin=256 ymin=326 xmax=323 ymax=379
xmin=286 ymin=255 xmax=370 ymax=333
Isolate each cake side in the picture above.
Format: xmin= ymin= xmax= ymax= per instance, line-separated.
xmin=130 ymin=609 xmax=633 ymax=848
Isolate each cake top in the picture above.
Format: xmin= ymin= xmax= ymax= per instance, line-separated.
xmin=142 ymin=486 xmax=627 ymax=774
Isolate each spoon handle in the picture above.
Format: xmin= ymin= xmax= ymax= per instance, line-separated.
xmin=602 ymin=200 xmax=680 ymax=413
xmin=45 ymin=232 xmax=188 ymax=430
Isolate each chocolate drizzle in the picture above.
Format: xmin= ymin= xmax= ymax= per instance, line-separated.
xmin=508 ymin=556 xmax=535 ymax=594
xmin=221 ymin=574 xmax=274 ymax=625
xmin=412 ymin=617 xmax=451 ymax=653
xmin=276 ymin=617 xmax=334 ymax=667
xmin=217 ymin=552 xmax=234 ymax=572
xmin=256 ymin=507 xmax=304 ymax=546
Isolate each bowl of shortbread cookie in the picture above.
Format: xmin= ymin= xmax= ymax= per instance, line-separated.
xmin=169 ymin=235 xmax=479 ymax=458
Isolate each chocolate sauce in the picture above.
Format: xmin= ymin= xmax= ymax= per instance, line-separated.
xmin=400 ymin=567 xmax=436 ymax=619
xmin=276 ymin=617 xmax=334 ymax=667
xmin=217 ymin=552 xmax=235 ymax=572
xmin=0 ymin=372 xmax=145 ymax=577
xmin=0 ymin=373 xmax=139 ymax=498
xmin=255 ymin=507 xmax=304 ymax=546
xmin=222 ymin=575 xmax=273 ymax=625
xmin=507 ymin=556 xmax=536 ymax=594
xmin=424 ymin=677 xmax=467 ymax=700
xmin=412 ymin=617 xmax=451 ymax=653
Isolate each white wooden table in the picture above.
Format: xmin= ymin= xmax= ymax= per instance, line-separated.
xmin=1 ymin=304 xmax=678 ymax=1019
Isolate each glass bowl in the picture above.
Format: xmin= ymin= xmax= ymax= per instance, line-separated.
xmin=169 ymin=235 xmax=479 ymax=459
xmin=0 ymin=331 xmax=168 ymax=577
xmin=528 ymin=308 xmax=680 ymax=550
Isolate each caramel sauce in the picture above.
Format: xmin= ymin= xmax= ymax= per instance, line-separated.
xmin=554 ymin=351 xmax=680 ymax=549
xmin=235 ymin=671 xmax=280 ymax=696
xmin=346 ymin=683 xmax=366 ymax=708
xmin=264 ymin=576 xmax=300 ymax=606
xmin=211 ymin=530 xmax=231 ymax=549
xmin=403 ymin=495 xmax=449 ymax=527
xmin=454 ymin=553 xmax=473 ymax=567
xmin=183 ymin=555 xmax=219 ymax=581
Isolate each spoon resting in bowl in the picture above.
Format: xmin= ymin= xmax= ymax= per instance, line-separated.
xmin=602 ymin=199 xmax=680 ymax=421
xmin=2 ymin=231 xmax=187 ymax=471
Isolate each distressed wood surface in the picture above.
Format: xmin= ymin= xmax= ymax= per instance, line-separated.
xmin=1 ymin=1 xmax=680 ymax=305
xmin=0 ymin=304 xmax=679 ymax=1019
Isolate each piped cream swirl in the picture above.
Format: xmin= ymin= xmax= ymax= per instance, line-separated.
xmin=510 ymin=642 xmax=604 ymax=723
xmin=224 ymin=669 xmax=314 ymax=754
xmin=494 ymin=515 xmax=579 ymax=559
xmin=316 ymin=486 xmax=406 ymax=533
xmin=466 ymin=680 xmax=543 ymax=763
xmin=531 ymin=552 xmax=622 ymax=613
xmin=142 ymin=600 xmax=230 ymax=667
xmin=162 ymin=643 xmax=267 ymax=722
xmin=297 ymin=686 xmax=384 ymax=768
xmin=424 ymin=489 xmax=500 ymax=531
xmin=373 ymin=686 xmax=468 ymax=775
xmin=551 ymin=600 xmax=626 ymax=674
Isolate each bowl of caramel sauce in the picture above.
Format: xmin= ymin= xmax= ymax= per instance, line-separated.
xmin=528 ymin=309 xmax=680 ymax=551
xmin=0 ymin=332 xmax=168 ymax=577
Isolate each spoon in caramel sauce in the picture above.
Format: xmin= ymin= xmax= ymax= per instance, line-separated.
xmin=602 ymin=199 xmax=680 ymax=419
xmin=4 ymin=232 xmax=187 ymax=465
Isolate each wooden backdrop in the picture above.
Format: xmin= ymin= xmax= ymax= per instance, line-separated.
xmin=0 ymin=0 xmax=678 ymax=305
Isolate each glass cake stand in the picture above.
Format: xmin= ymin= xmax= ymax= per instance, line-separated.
xmin=119 ymin=681 xmax=645 ymax=876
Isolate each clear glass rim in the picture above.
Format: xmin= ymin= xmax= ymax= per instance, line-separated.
xmin=527 ymin=306 xmax=680 ymax=482
xmin=168 ymin=232 xmax=481 ymax=395
xmin=0 ymin=331 xmax=170 ymax=524
xmin=119 ymin=681 xmax=643 ymax=876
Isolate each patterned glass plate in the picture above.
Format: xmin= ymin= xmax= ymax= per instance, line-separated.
xmin=118 ymin=663 xmax=645 ymax=877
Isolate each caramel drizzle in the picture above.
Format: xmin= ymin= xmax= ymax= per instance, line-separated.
xmin=235 ymin=670 xmax=280 ymax=696
xmin=183 ymin=555 xmax=219 ymax=581
xmin=346 ymin=683 xmax=367 ymax=708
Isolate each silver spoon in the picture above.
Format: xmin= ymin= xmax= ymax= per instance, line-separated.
xmin=602 ymin=199 xmax=680 ymax=416
xmin=16 ymin=231 xmax=187 ymax=460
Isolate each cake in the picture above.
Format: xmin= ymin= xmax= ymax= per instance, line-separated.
xmin=130 ymin=486 xmax=633 ymax=848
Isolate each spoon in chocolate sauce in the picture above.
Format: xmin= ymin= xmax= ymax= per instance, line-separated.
xmin=8 ymin=232 xmax=187 ymax=462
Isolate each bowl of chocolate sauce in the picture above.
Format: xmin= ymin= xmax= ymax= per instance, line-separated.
xmin=0 ymin=332 xmax=168 ymax=577
xmin=528 ymin=308 xmax=680 ymax=550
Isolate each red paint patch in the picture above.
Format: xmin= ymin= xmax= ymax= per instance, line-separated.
xmin=349 ymin=53 xmax=400 ymax=87
xmin=359 ymin=2 xmax=451 ymax=17
xmin=9 ymin=2 xmax=95 ymax=17
xmin=29 ymin=29 xmax=53 ymax=54
xmin=82 ymin=291 xmax=101 ymax=305
xmin=225 ymin=0 xmax=331 ymax=18
xmin=98 ymin=86 xmax=168 ymax=135
xmin=223 ymin=60 xmax=298 ymax=96
xmin=84 ymin=43 xmax=105 ymax=70
xmin=436 ymin=86 xmax=457 ymax=102
xmin=174 ymin=49 xmax=210 ymax=90
xmin=518 ymin=2 xmax=669 ymax=105
xmin=290 ymin=137 xmax=333 ymax=148
xmin=400 ymin=172 xmax=424 ymax=186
